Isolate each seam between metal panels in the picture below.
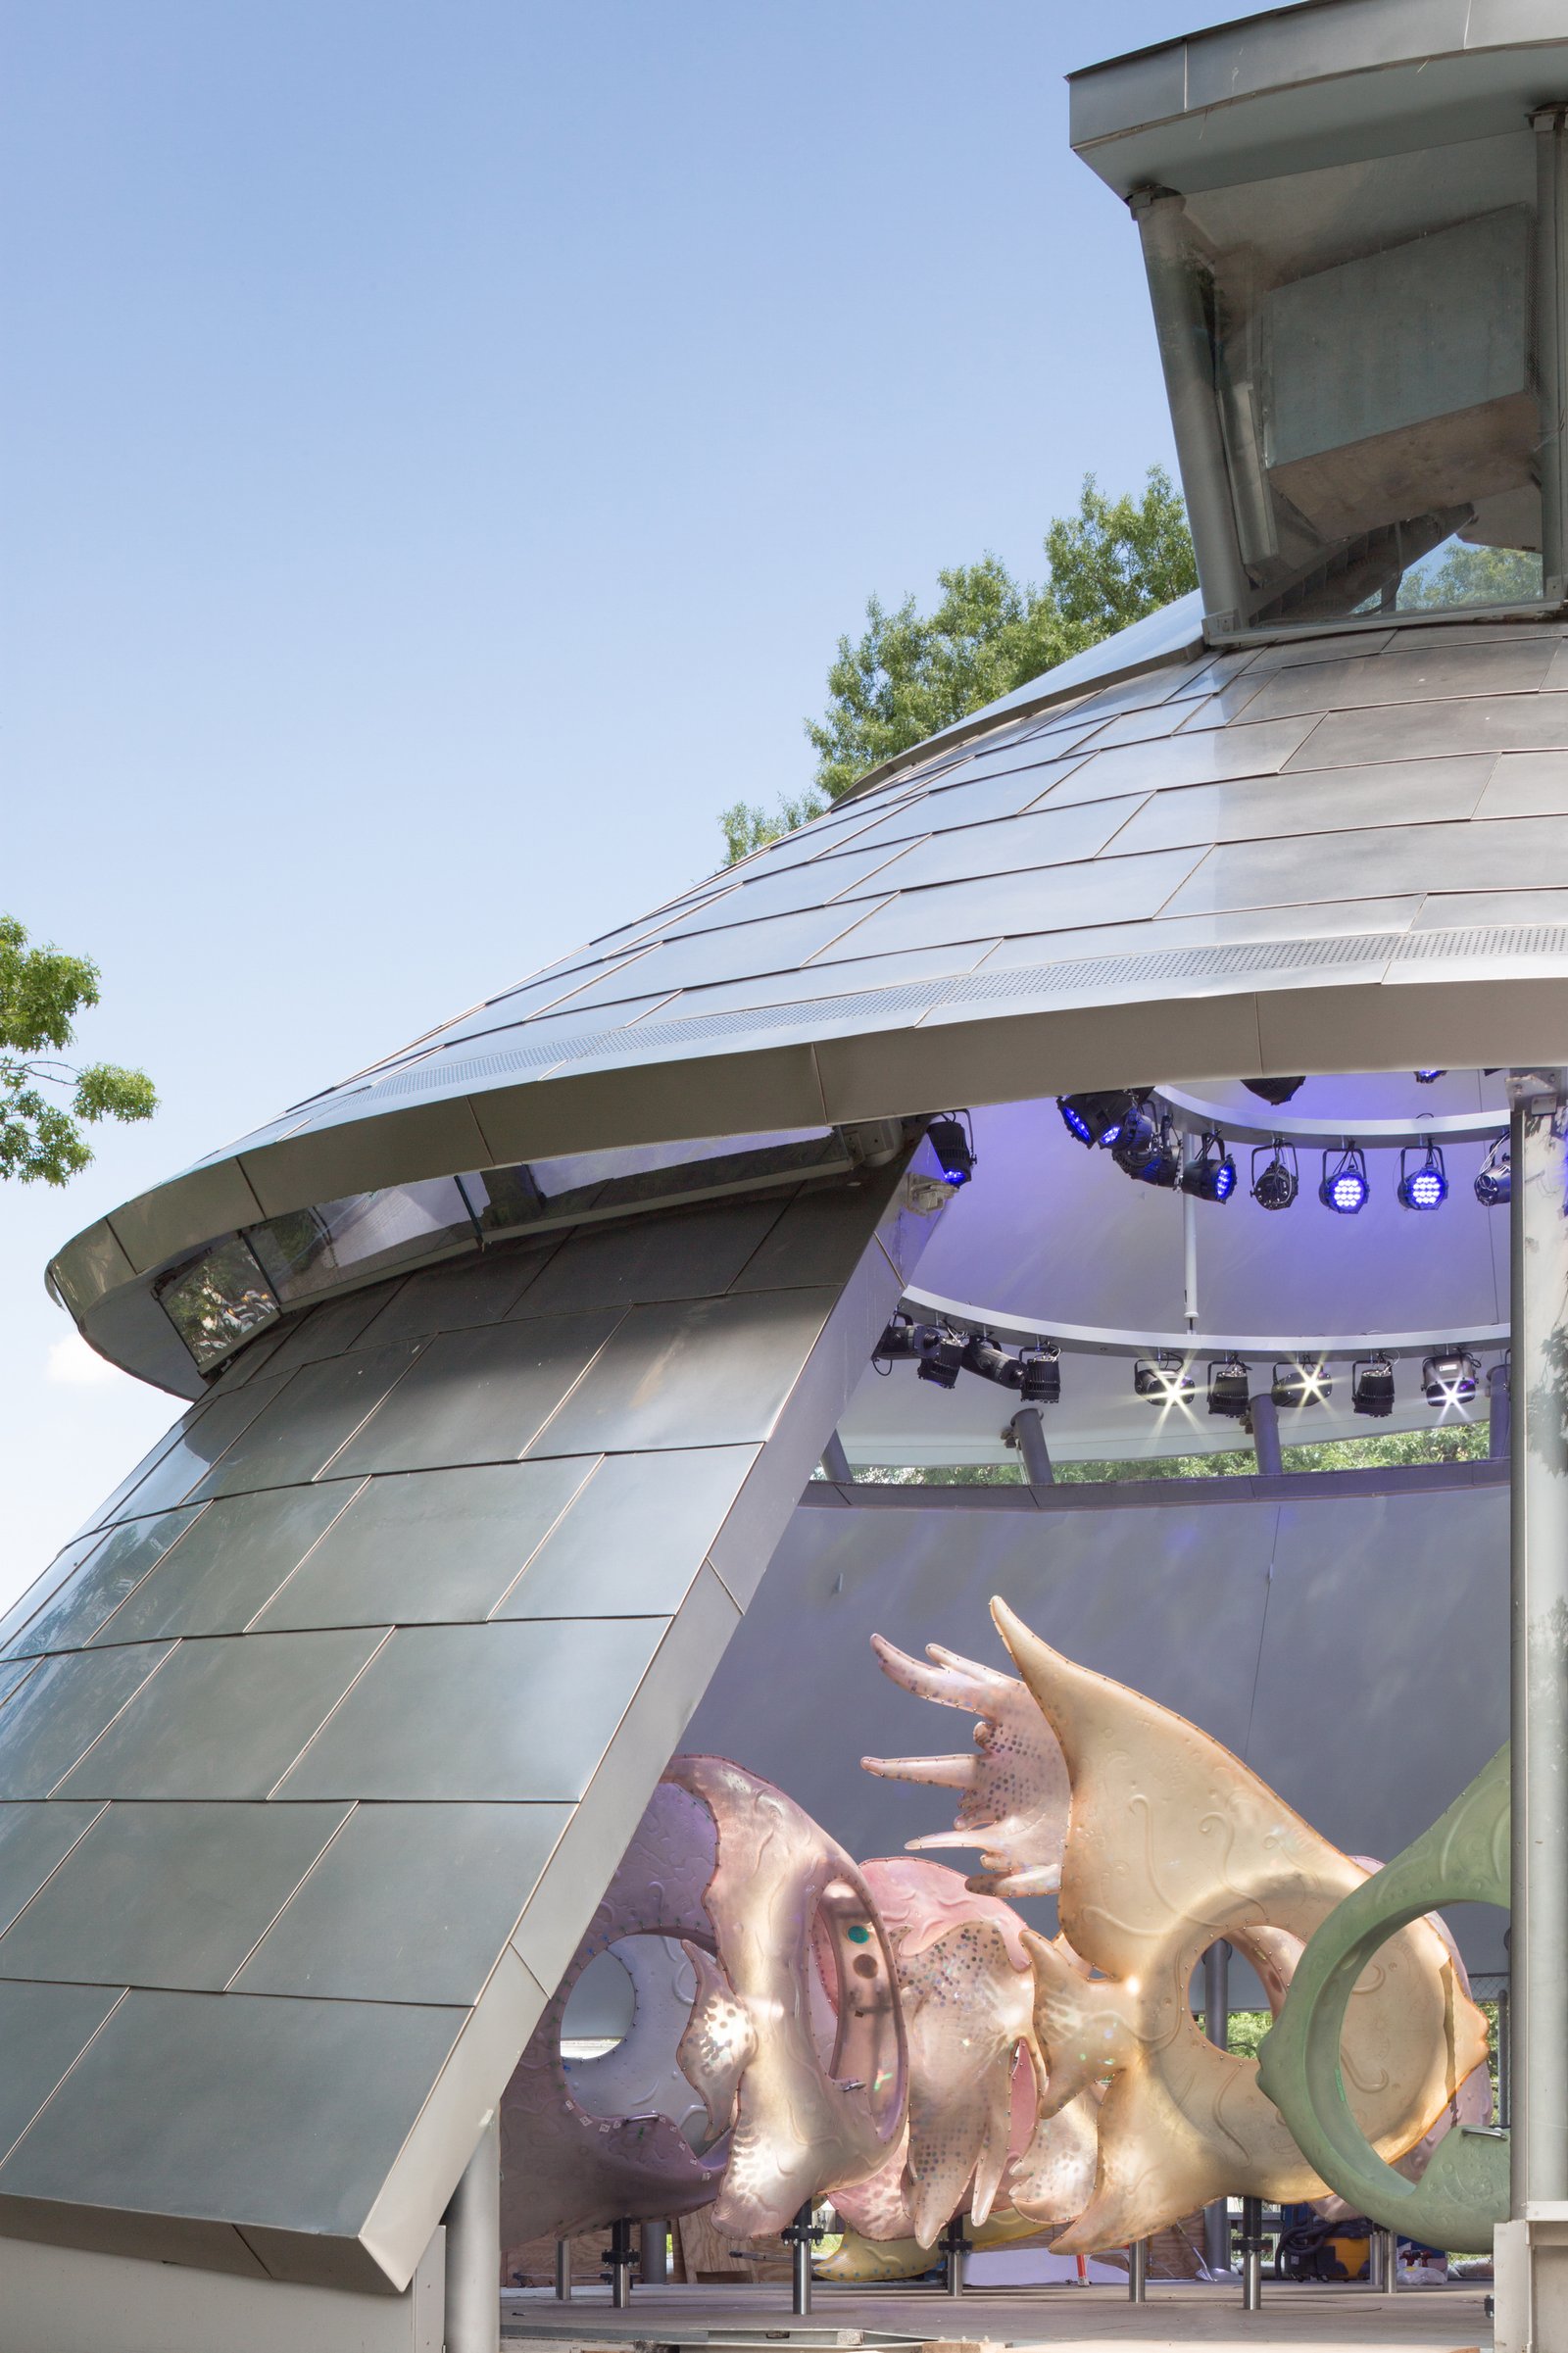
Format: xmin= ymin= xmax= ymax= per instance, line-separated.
xmin=261 ymin=1626 xmax=397 ymax=1799
xmin=0 ymin=1985 xmax=130 ymax=2167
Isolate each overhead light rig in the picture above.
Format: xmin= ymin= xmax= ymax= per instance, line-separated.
xmin=1056 ymin=1083 xmax=1511 ymax=1211
xmin=886 ymin=1287 xmax=1509 ymax=1433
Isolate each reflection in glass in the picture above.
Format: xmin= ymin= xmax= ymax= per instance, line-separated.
xmin=156 ymin=1237 xmax=280 ymax=1372
xmin=246 ymin=1178 xmax=476 ymax=1307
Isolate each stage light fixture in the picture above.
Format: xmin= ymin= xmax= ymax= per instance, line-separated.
xmin=1413 ymin=1070 xmax=1446 ymax=1084
xmin=1057 ymin=1091 xmax=1138 ymax=1149
xmin=926 ymin=1112 xmax=976 ymax=1187
xmin=1181 ymin=1131 xmax=1237 ymax=1201
xmin=1422 ymin=1348 xmax=1479 ymax=1407
xmin=1016 ymin=1344 xmax=1061 ymax=1406
xmin=1134 ymin=1351 xmax=1195 ymax=1404
xmin=916 ymin=1325 xmax=965 ymax=1390
xmin=1244 ymin=1076 xmax=1306 ymax=1105
xmin=872 ymin=1314 xmax=928 ymax=1368
xmin=1396 ymin=1142 xmax=1447 ymax=1211
xmin=1113 ymin=1103 xmax=1181 ymax=1187
xmin=1207 ymin=1357 xmax=1251 ymax=1420
xmin=1351 ymin=1355 xmax=1396 ymax=1418
xmin=1476 ymin=1136 xmax=1511 ymax=1207
xmin=1319 ymin=1145 xmax=1370 ymax=1214
xmin=1250 ymin=1140 xmax=1298 ymax=1211
xmin=1272 ymin=1360 xmax=1331 ymax=1408
xmin=960 ymin=1330 xmax=1015 ymax=1385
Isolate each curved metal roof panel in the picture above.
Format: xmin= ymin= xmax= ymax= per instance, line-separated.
xmin=53 ymin=612 xmax=1568 ymax=1386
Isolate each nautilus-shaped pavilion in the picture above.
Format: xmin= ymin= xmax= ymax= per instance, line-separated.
xmin=7 ymin=3 xmax=1568 ymax=2348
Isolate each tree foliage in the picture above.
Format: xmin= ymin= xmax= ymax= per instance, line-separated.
xmin=0 ymin=916 xmax=157 ymax=1185
xmin=797 ymin=467 xmax=1195 ymax=816
xmin=1397 ymin=541 xmax=1543 ymax=612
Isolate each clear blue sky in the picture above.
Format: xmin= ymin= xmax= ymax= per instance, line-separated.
xmin=0 ymin=0 xmax=1243 ymax=1601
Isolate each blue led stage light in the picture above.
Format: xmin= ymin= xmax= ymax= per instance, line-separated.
xmin=1319 ymin=1145 xmax=1369 ymax=1213
xmin=925 ymin=1113 xmax=975 ymax=1187
xmin=1396 ymin=1142 xmax=1447 ymax=1211
xmin=1056 ymin=1091 xmax=1138 ymax=1149
xmin=1181 ymin=1132 xmax=1237 ymax=1201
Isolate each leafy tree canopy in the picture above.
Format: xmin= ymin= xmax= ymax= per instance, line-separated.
xmin=0 ymin=916 xmax=157 ymax=1185
xmin=720 ymin=467 xmax=1196 ymax=863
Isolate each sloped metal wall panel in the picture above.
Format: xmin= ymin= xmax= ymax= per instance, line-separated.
xmin=0 ymin=1146 xmax=943 ymax=2290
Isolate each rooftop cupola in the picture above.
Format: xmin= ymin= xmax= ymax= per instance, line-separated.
xmin=1071 ymin=2 xmax=1568 ymax=641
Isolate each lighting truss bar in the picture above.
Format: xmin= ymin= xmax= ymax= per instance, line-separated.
xmin=901 ymin=1285 xmax=1508 ymax=1366
xmin=1151 ymin=1084 xmax=1506 ymax=1152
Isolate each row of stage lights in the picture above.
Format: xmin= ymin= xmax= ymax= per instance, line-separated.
xmin=875 ymin=1314 xmax=1491 ymax=1420
xmin=1056 ymin=1092 xmax=1511 ymax=1212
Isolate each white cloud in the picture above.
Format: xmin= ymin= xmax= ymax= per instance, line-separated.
xmin=46 ymin=1332 xmax=122 ymax=1388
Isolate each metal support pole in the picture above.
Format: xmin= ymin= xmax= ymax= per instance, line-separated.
xmin=1492 ymin=1358 xmax=1513 ymax=1461
xmin=606 ymin=2218 xmax=636 ymax=2309
xmin=1128 ymin=2238 xmax=1149 ymax=2302
xmin=1367 ymin=2228 xmax=1384 ymax=2290
xmin=787 ymin=2202 xmax=815 ymax=2317
xmin=442 ymin=2113 xmax=500 ymax=2353
xmin=819 ymin=1431 xmax=853 ymax=1485
xmin=1009 ymin=1404 xmax=1054 ymax=1488
xmin=1249 ymin=1391 xmax=1283 ymax=1477
xmin=1128 ymin=190 xmax=1252 ymax=632
xmin=1509 ymin=1072 xmax=1568 ymax=2227
xmin=1534 ymin=109 xmax=1568 ymax=601
xmin=940 ymin=2216 xmax=967 ymax=2296
xmin=639 ymin=2220 xmax=667 ymax=2287
xmin=554 ymin=2238 xmax=571 ymax=2300
xmin=1183 ymin=1180 xmax=1200 ymax=1331
xmin=1239 ymin=2195 xmax=1264 ymax=2312
xmin=1201 ymin=1942 xmax=1232 ymax=2277
xmin=1383 ymin=2225 xmax=1400 ymax=2292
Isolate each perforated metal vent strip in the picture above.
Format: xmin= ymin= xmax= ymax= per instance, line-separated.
xmin=348 ymin=922 xmax=1568 ymax=1108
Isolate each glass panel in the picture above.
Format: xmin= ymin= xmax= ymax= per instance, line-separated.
xmin=245 ymin=1178 xmax=475 ymax=1305
xmin=156 ymin=1237 xmax=280 ymax=1372
xmin=1153 ymin=127 xmax=1553 ymax=631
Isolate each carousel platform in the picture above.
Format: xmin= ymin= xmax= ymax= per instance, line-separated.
xmin=499 ymin=2279 xmax=1490 ymax=2352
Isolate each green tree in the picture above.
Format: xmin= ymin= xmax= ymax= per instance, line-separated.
xmin=0 ymin=916 xmax=157 ymax=1184
xmin=764 ymin=466 xmax=1195 ymax=852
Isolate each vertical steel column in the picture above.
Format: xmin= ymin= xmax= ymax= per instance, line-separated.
xmin=639 ymin=2220 xmax=667 ymax=2287
xmin=1201 ymin=1941 xmax=1232 ymax=2277
xmin=442 ymin=2114 xmax=500 ymax=2353
xmin=1534 ymin=110 xmax=1568 ymax=603
xmin=1493 ymin=1359 xmax=1514 ymax=1461
xmin=1509 ymin=1073 xmax=1568 ymax=2226
xmin=941 ymin=2216 xmax=967 ymax=2296
xmin=554 ymin=2239 xmax=572 ymax=2300
xmin=1382 ymin=2226 xmax=1399 ymax=2293
xmin=1368 ymin=2228 xmax=1385 ymax=2290
xmin=1128 ymin=189 xmax=1252 ymax=632
xmin=1250 ymin=1391 xmax=1283 ymax=1477
xmin=1010 ymin=1404 xmax=1054 ymax=1488
xmin=1128 ymin=2239 xmax=1149 ymax=2302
